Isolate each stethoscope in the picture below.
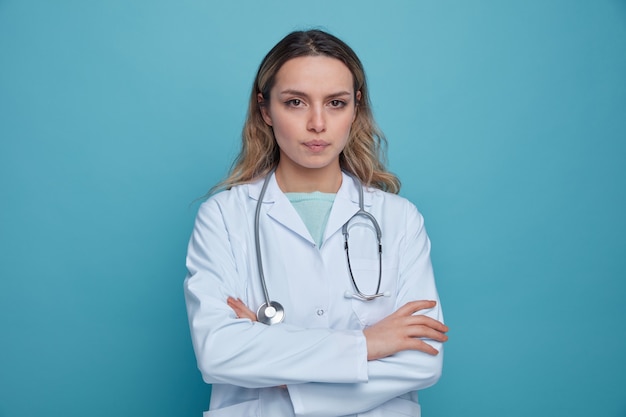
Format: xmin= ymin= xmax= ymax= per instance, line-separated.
xmin=254 ymin=169 xmax=387 ymax=325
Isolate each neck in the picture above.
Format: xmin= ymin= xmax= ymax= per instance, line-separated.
xmin=275 ymin=162 xmax=342 ymax=193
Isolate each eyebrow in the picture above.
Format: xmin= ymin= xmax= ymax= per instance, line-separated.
xmin=278 ymin=89 xmax=353 ymax=99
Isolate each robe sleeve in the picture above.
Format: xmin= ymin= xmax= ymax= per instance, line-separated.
xmin=184 ymin=197 xmax=369 ymax=389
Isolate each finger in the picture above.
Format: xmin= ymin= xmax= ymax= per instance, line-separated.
xmin=226 ymin=298 xmax=244 ymax=316
xmin=227 ymin=297 xmax=249 ymax=312
xmin=403 ymin=338 xmax=440 ymax=356
xmin=226 ymin=296 xmax=242 ymax=310
xmin=405 ymin=315 xmax=449 ymax=333
xmin=395 ymin=300 xmax=437 ymax=317
xmin=405 ymin=325 xmax=449 ymax=343
xmin=227 ymin=297 xmax=257 ymax=321
xmin=235 ymin=306 xmax=256 ymax=321
xmin=236 ymin=298 xmax=257 ymax=318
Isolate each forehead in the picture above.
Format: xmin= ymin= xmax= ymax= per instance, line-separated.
xmin=272 ymin=56 xmax=354 ymax=93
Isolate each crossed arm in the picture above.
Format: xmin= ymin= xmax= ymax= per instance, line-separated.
xmin=227 ymin=297 xmax=448 ymax=361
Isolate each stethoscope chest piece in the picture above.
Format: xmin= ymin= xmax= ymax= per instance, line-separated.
xmin=256 ymin=301 xmax=285 ymax=325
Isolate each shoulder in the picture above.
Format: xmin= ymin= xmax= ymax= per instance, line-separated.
xmin=197 ymin=182 xmax=254 ymax=218
xmin=368 ymin=187 xmax=418 ymax=211
xmin=208 ymin=183 xmax=250 ymax=203
xmin=368 ymin=188 xmax=424 ymax=226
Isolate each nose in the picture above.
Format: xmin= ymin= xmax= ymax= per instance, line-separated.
xmin=307 ymin=106 xmax=326 ymax=133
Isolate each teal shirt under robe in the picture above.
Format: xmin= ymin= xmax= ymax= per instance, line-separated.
xmin=285 ymin=192 xmax=336 ymax=248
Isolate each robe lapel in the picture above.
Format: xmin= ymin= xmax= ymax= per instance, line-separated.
xmin=323 ymin=172 xmax=373 ymax=244
xmin=248 ymin=171 xmax=373 ymax=246
xmin=248 ymin=173 xmax=314 ymax=244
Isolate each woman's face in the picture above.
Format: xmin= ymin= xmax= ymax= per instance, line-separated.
xmin=259 ymin=55 xmax=360 ymax=178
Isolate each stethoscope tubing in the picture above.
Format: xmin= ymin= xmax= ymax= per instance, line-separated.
xmin=341 ymin=179 xmax=384 ymax=301
xmin=253 ymin=169 xmax=385 ymax=324
xmin=254 ymin=167 xmax=276 ymax=309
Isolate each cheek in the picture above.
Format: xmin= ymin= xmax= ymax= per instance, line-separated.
xmin=272 ymin=110 xmax=306 ymax=139
xmin=339 ymin=116 xmax=355 ymax=138
xmin=272 ymin=117 xmax=297 ymax=138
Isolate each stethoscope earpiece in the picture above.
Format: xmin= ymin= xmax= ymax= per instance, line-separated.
xmin=344 ymin=290 xmax=391 ymax=301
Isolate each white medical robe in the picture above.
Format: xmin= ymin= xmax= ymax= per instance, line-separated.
xmin=184 ymin=172 xmax=444 ymax=416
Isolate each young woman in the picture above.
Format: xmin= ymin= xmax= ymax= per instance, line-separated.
xmin=184 ymin=29 xmax=448 ymax=417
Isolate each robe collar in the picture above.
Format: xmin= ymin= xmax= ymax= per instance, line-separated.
xmin=247 ymin=171 xmax=374 ymax=245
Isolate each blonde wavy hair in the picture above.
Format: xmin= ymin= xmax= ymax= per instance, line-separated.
xmin=214 ymin=29 xmax=400 ymax=194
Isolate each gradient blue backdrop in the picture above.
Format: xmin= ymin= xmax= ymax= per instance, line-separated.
xmin=1 ymin=1 xmax=625 ymax=416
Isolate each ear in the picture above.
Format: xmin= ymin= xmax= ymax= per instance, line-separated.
xmin=353 ymin=90 xmax=362 ymax=122
xmin=257 ymin=93 xmax=272 ymax=126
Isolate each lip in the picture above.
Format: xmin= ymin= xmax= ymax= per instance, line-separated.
xmin=303 ymin=140 xmax=330 ymax=152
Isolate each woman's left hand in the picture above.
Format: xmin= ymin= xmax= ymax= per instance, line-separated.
xmin=227 ymin=297 xmax=257 ymax=321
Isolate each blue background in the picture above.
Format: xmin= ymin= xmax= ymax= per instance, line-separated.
xmin=1 ymin=1 xmax=625 ymax=416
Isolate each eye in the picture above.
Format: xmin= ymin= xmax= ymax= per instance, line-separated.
xmin=285 ymin=99 xmax=302 ymax=107
xmin=329 ymin=100 xmax=346 ymax=108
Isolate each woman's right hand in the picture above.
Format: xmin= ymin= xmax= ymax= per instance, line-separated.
xmin=227 ymin=297 xmax=258 ymax=321
xmin=363 ymin=300 xmax=448 ymax=361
